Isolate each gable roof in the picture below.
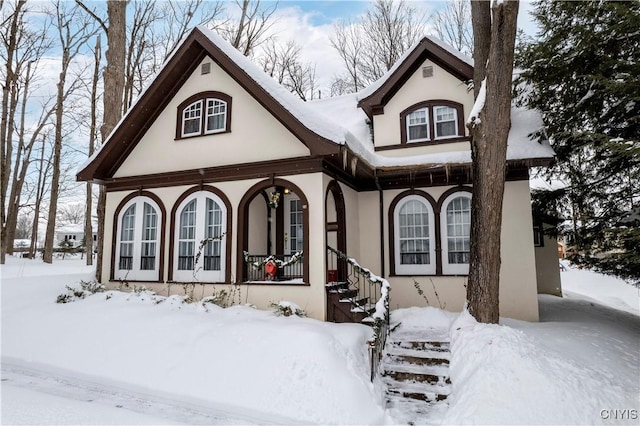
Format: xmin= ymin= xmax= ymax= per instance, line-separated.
xmin=78 ymin=27 xmax=552 ymax=183
xmin=77 ymin=26 xmax=347 ymax=182
xmin=356 ymin=36 xmax=474 ymax=118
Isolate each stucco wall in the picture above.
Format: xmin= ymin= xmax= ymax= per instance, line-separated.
xmin=103 ymin=173 xmax=327 ymax=320
xmin=114 ymin=57 xmax=310 ymax=178
xmin=535 ymin=229 xmax=563 ymax=296
xmin=373 ymin=58 xmax=473 ymax=148
xmin=355 ymin=181 xmax=539 ymax=321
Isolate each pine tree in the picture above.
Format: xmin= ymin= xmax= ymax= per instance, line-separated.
xmin=517 ymin=0 xmax=640 ymax=284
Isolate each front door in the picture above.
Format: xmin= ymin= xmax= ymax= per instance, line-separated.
xmin=283 ymin=193 xmax=303 ymax=279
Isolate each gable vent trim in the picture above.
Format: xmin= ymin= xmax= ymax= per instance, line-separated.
xmin=422 ymin=66 xmax=434 ymax=78
xmin=201 ymin=62 xmax=211 ymax=74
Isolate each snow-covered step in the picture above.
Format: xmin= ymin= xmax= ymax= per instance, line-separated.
xmin=384 ymin=352 xmax=450 ymax=366
xmin=382 ymin=361 xmax=449 ymax=377
xmin=390 ymin=340 xmax=450 ymax=352
xmin=351 ymin=303 xmax=375 ymax=313
xmin=382 ymin=378 xmax=451 ymax=397
xmin=382 ymin=369 xmax=450 ymax=386
xmin=385 ymin=347 xmax=451 ymax=362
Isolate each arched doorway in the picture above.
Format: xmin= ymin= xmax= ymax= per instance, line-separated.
xmin=325 ymin=180 xmax=346 ymax=281
xmin=237 ymin=179 xmax=309 ymax=283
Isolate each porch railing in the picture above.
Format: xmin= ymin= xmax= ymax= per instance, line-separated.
xmin=244 ymin=253 xmax=304 ymax=281
xmin=326 ymin=245 xmax=390 ymax=381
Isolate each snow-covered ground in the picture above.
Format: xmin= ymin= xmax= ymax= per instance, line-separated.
xmin=2 ymin=255 xmax=639 ymax=424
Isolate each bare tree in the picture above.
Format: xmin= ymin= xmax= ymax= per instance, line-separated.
xmin=218 ymin=0 xmax=279 ymax=56
xmin=155 ymin=0 xmax=226 ymax=62
xmin=1 ymin=1 xmax=54 ymax=261
xmin=84 ymin=36 xmax=100 ymax=266
xmin=466 ymin=0 xmax=520 ymax=323
xmin=431 ymin=0 xmax=473 ymax=56
xmin=29 ymin=132 xmax=52 ymax=258
xmin=259 ymin=38 xmax=318 ymax=101
xmin=330 ymin=0 xmax=426 ymax=93
xmin=43 ymin=1 xmax=97 ymax=263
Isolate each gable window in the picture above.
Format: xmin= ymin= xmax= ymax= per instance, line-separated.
xmin=406 ymin=109 xmax=429 ymax=142
xmin=114 ymin=196 xmax=162 ymax=281
xmin=176 ymin=91 xmax=232 ymax=139
xmin=434 ymin=106 xmax=458 ymax=138
xmin=182 ymin=101 xmax=202 ymax=137
xmin=392 ymin=194 xmax=436 ymax=275
xmin=401 ymin=101 xmax=463 ymax=144
xmin=441 ymin=192 xmax=471 ymax=275
xmin=173 ymin=191 xmax=227 ymax=282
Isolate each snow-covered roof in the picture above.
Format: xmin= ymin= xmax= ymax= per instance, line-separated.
xmin=308 ymin=94 xmax=554 ymax=169
xmin=79 ymin=26 xmax=552 ymax=180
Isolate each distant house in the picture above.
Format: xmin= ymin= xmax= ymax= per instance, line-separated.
xmin=77 ymin=27 xmax=556 ymax=322
xmin=55 ymin=224 xmax=97 ymax=248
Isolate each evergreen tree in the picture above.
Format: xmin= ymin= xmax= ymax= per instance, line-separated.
xmin=517 ymin=0 xmax=640 ymax=284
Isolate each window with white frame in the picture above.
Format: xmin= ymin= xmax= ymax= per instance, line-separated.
xmin=434 ymin=106 xmax=458 ymax=138
xmin=205 ymin=99 xmax=227 ymax=134
xmin=114 ymin=197 xmax=161 ymax=281
xmin=402 ymin=102 xmax=462 ymax=144
xmin=406 ymin=108 xmax=429 ymax=142
xmin=441 ymin=193 xmax=471 ymax=274
xmin=393 ymin=195 xmax=436 ymax=275
xmin=178 ymin=92 xmax=231 ymax=139
xmin=173 ymin=192 xmax=226 ymax=282
xmin=182 ymin=101 xmax=202 ymax=137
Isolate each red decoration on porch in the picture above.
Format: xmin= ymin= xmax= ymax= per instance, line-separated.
xmin=265 ymin=260 xmax=278 ymax=280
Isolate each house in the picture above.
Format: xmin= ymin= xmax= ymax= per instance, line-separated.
xmin=77 ymin=26 xmax=555 ymax=322
xmin=55 ymin=224 xmax=97 ymax=249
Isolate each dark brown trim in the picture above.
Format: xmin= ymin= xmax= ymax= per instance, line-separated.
xmin=77 ymin=27 xmax=339 ymax=182
xmin=110 ymin=191 xmax=167 ymax=282
xmin=237 ymin=178 xmax=310 ymax=284
xmin=325 ymin=180 xmax=347 ymax=281
xmin=103 ymin=157 xmax=533 ymax=199
xmin=437 ymin=186 xmax=472 ymax=275
xmin=388 ymin=190 xmax=438 ymax=277
xmin=104 ymin=156 xmax=328 ymax=192
xmin=240 ymin=282 xmax=311 ymax=287
xmin=399 ymin=100 xmax=465 ymax=145
xmin=175 ymin=91 xmax=232 ymax=140
xmin=375 ymin=137 xmax=470 ymax=151
xmin=167 ymin=185 xmax=232 ymax=283
xmin=387 ymin=186 xmax=472 ymax=277
xmin=358 ymin=37 xmax=473 ymax=119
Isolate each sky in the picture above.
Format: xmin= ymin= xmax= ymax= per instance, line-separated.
xmin=239 ymin=0 xmax=540 ymax=95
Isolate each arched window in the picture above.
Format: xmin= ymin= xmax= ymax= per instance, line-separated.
xmin=440 ymin=192 xmax=471 ymax=274
xmin=114 ymin=196 xmax=161 ymax=281
xmin=176 ymin=92 xmax=232 ymax=139
xmin=173 ymin=191 xmax=227 ymax=282
xmin=401 ymin=101 xmax=463 ymax=144
xmin=392 ymin=194 xmax=436 ymax=275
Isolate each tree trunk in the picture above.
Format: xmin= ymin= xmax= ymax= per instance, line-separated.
xmin=96 ymin=1 xmax=126 ymax=280
xmin=85 ymin=36 xmax=101 ymax=266
xmin=0 ymin=2 xmax=28 ymax=264
xmin=30 ymin=135 xmax=48 ymax=259
xmin=43 ymin=47 xmax=70 ymax=263
xmin=466 ymin=0 xmax=519 ymax=324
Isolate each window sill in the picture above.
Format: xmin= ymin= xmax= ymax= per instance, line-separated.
xmin=376 ymin=136 xmax=470 ymax=151
xmin=174 ymin=129 xmax=230 ymax=141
